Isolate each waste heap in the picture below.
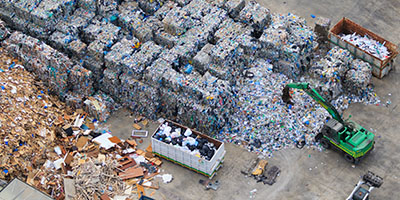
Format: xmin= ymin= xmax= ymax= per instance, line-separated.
xmin=0 ymin=51 xmax=165 ymax=199
xmin=0 ymin=0 xmax=381 ymax=158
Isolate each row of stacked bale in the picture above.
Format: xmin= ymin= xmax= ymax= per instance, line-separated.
xmin=0 ymin=0 xmax=373 ymax=133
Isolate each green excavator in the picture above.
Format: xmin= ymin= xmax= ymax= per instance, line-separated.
xmin=282 ymin=82 xmax=375 ymax=163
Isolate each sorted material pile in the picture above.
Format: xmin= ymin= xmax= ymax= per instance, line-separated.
xmin=0 ymin=0 xmax=382 ymax=160
xmin=72 ymin=158 xmax=126 ymax=199
xmin=154 ymin=121 xmax=217 ymax=160
xmin=0 ymin=51 xmax=166 ymax=199
xmin=340 ymin=33 xmax=391 ymax=60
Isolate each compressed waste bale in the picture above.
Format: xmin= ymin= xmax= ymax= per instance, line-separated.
xmin=211 ymin=39 xmax=239 ymax=65
xmin=224 ymin=0 xmax=245 ymax=18
xmin=154 ymin=28 xmax=179 ymax=48
xmin=78 ymin=0 xmax=97 ymax=11
xmin=122 ymin=41 xmax=163 ymax=79
xmin=0 ymin=19 xmax=11 ymax=41
xmin=55 ymin=8 xmax=95 ymax=35
xmin=174 ymin=0 xmax=192 ymax=6
xmin=314 ymin=17 xmax=331 ymax=43
xmin=87 ymin=40 xmax=107 ymax=63
xmin=68 ymin=65 xmax=95 ymax=96
xmin=101 ymin=68 xmax=121 ymax=99
xmin=120 ymin=74 xmax=160 ymax=119
xmin=183 ymin=0 xmax=214 ymax=19
xmin=239 ymin=0 xmax=271 ymax=32
xmin=97 ymin=0 xmax=118 ymax=17
xmin=155 ymin=1 xmax=178 ymax=20
xmin=214 ymin=18 xmax=245 ymax=42
xmin=343 ymin=59 xmax=372 ymax=96
xmin=48 ymin=31 xmax=75 ymax=51
xmin=13 ymin=0 xmax=42 ymax=21
xmin=30 ymin=0 xmax=76 ymax=30
xmin=162 ymin=7 xmax=194 ymax=36
xmin=105 ymin=37 xmax=140 ymax=71
xmin=138 ymin=0 xmax=162 ymax=15
xmin=84 ymin=92 xmax=118 ymax=122
xmin=144 ymin=58 xmax=172 ymax=87
xmin=66 ymin=39 xmax=87 ymax=59
xmin=193 ymin=44 xmax=214 ymax=74
xmin=3 ymin=32 xmax=72 ymax=96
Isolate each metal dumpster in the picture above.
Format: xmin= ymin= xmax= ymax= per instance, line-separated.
xmin=328 ymin=17 xmax=399 ymax=78
xmin=151 ymin=120 xmax=225 ymax=179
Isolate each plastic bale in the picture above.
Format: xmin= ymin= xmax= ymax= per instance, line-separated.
xmin=66 ymin=39 xmax=87 ymax=59
xmin=97 ymin=0 xmax=118 ymax=17
xmin=238 ymin=0 xmax=271 ymax=32
xmin=68 ymin=65 xmax=95 ymax=96
xmin=183 ymin=0 xmax=213 ymax=19
xmin=12 ymin=0 xmax=42 ymax=22
xmin=193 ymin=43 xmax=214 ymax=74
xmin=143 ymin=58 xmax=172 ymax=87
xmin=122 ymin=41 xmax=163 ymax=79
xmin=213 ymin=18 xmax=244 ymax=43
xmin=224 ymin=0 xmax=245 ymax=19
xmin=154 ymin=1 xmax=178 ymax=20
xmin=100 ymin=68 xmax=121 ymax=100
xmin=138 ymin=0 xmax=162 ymax=15
xmin=343 ymin=59 xmax=372 ymax=96
xmin=0 ymin=19 xmax=11 ymax=41
xmin=105 ymin=37 xmax=140 ymax=70
xmin=174 ymin=0 xmax=192 ymax=6
xmin=162 ymin=7 xmax=194 ymax=36
xmin=153 ymin=29 xmax=179 ymax=49
xmin=48 ymin=31 xmax=75 ymax=51
xmin=78 ymin=0 xmax=97 ymax=12
xmin=119 ymin=73 xmax=160 ymax=119
xmin=65 ymin=92 xmax=85 ymax=110
xmin=118 ymin=5 xmax=144 ymax=32
xmin=84 ymin=93 xmax=116 ymax=122
xmin=29 ymin=0 xmax=76 ymax=30
xmin=55 ymin=8 xmax=95 ymax=35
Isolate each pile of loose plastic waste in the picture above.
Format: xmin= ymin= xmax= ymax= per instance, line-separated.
xmin=340 ymin=33 xmax=391 ymax=60
xmin=154 ymin=122 xmax=217 ymax=160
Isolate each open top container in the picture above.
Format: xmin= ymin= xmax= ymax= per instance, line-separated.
xmin=328 ymin=17 xmax=399 ymax=78
xmin=151 ymin=120 xmax=225 ymax=179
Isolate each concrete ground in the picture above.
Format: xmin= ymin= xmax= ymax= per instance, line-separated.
xmin=105 ymin=0 xmax=400 ymax=199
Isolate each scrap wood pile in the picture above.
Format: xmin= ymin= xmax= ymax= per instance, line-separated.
xmin=0 ymin=50 xmax=165 ymax=199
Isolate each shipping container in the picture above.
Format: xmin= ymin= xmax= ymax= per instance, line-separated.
xmin=151 ymin=120 xmax=225 ymax=179
xmin=328 ymin=17 xmax=398 ymax=78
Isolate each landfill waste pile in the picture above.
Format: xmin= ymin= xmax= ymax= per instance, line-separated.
xmin=0 ymin=0 xmax=384 ymax=160
xmin=0 ymin=51 xmax=167 ymax=199
xmin=340 ymin=33 xmax=391 ymax=60
xmin=153 ymin=121 xmax=217 ymax=160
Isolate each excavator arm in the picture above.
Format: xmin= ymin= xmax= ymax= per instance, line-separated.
xmin=283 ymin=82 xmax=344 ymax=124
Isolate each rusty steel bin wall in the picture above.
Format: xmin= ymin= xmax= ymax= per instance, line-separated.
xmin=151 ymin=120 xmax=225 ymax=177
xmin=328 ymin=17 xmax=399 ymax=78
